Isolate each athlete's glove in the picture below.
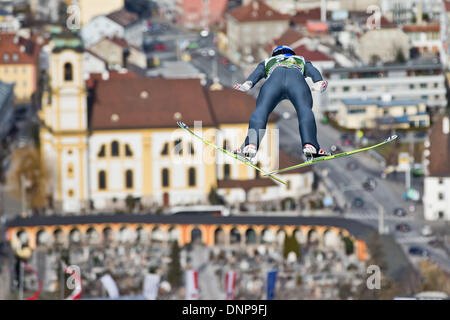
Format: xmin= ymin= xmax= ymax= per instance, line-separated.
xmin=311 ymin=80 xmax=328 ymax=93
xmin=233 ymin=81 xmax=253 ymax=92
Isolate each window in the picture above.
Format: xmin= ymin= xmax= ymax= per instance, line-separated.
xmin=188 ymin=167 xmax=196 ymax=187
xmin=438 ymin=178 xmax=443 ymax=184
xmin=162 ymin=168 xmax=169 ymax=187
xmin=188 ymin=143 xmax=195 ymax=155
xmin=111 ymin=141 xmax=119 ymax=156
xmin=3 ymin=53 xmax=9 ymax=62
xmin=98 ymin=145 xmax=105 ymax=157
xmin=125 ymin=170 xmax=133 ymax=189
xmin=438 ymin=193 xmax=444 ymax=200
xmin=125 ymin=144 xmax=133 ymax=157
xmin=287 ymin=180 xmax=291 ymax=190
xmin=12 ymin=53 xmax=18 ymax=62
xmin=98 ymin=171 xmax=107 ymax=190
xmin=174 ymin=139 xmax=183 ymax=155
xmin=223 ymin=140 xmax=230 ymax=150
xmin=224 ymin=164 xmax=231 ymax=180
xmin=64 ymin=62 xmax=73 ymax=81
xmin=68 ymin=189 xmax=74 ymax=197
xmin=438 ymin=211 xmax=444 ymax=219
xmin=67 ymin=163 xmax=74 ymax=178
xmin=161 ymin=143 xmax=169 ymax=155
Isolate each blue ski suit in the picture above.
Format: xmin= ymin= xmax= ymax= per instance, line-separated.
xmin=242 ymin=54 xmax=324 ymax=151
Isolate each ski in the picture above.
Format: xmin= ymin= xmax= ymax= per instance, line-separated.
xmin=264 ymin=135 xmax=398 ymax=176
xmin=177 ymin=121 xmax=287 ymax=185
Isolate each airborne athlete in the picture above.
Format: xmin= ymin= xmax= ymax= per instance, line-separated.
xmin=233 ymin=45 xmax=329 ymax=162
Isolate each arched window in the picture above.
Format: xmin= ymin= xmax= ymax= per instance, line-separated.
xmin=98 ymin=170 xmax=107 ymax=190
xmin=162 ymin=168 xmax=169 ymax=187
xmin=161 ymin=143 xmax=169 ymax=155
xmin=64 ymin=62 xmax=73 ymax=81
xmin=125 ymin=144 xmax=133 ymax=157
xmin=223 ymin=139 xmax=230 ymax=150
xmin=174 ymin=138 xmax=183 ymax=155
xmin=224 ymin=164 xmax=231 ymax=180
xmin=111 ymin=141 xmax=119 ymax=157
xmin=125 ymin=170 xmax=133 ymax=189
xmin=188 ymin=142 xmax=195 ymax=155
xmin=188 ymin=167 xmax=196 ymax=187
xmin=98 ymin=145 xmax=105 ymax=157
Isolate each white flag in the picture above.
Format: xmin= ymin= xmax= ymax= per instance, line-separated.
xmin=143 ymin=273 xmax=160 ymax=300
xmin=100 ymin=274 xmax=120 ymax=299
xmin=185 ymin=269 xmax=199 ymax=300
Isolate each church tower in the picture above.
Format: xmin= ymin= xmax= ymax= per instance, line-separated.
xmin=39 ymin=34 xmax=89 ymax=213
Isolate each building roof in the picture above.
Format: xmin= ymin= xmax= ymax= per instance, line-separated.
xmin=96 ymin=36 xmax=141 ymax=51
xmin=403 ymin=23 xmax=440 ymax=33
xmin=90 ymin=78 xmax=278 ymax=130
xmin=106 ymin=9 xmax=139 ymax=27
xmin=206 ymin=86 xmax=278 ymax=124
xmin=91 ymin=78 xmax=216 ymax=129
xmin=290 ymin=8 xmax=321 ymax=26
xmin=427 ymin=115 xmax=450 ymax=177
xmin=341 ymin=98 xmax=426 ymax=107
xmin=277 ymin=149 xmax=312 ymax=175
xmin=228 ymin=0 xmax=290 ymax=23
xmin=292 ymin=44 xmax=334 ymax=62
xmin=0 ymin=33 xmax=39 ymax=65
xmin=445 ymin=0 xmax=450 ymax=12
xmin=5 ymin=213 xmax=376 ymax=240
xmin=217 ymin=178 xmax=277 ymax=190
xmin=265 ymin=27 xmax=303 ymax=53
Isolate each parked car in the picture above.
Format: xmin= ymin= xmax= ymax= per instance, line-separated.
xmin=421 ymin=225 xmax=433 ymax=237
xmin=346 ymin=161 xmax=359 ymax=171
xmin=427 ymin=239 xmax=441 ymax=248
xmin=352 ymin=197 xmax=364 ymax=208
xmin=362 ymin=177 xmax=377 ymax=191
xmin=393 ymin=208 xmax=407 ymax=217
xmin=330 ymin=144 xmax=343 ymax=154
xmin=396 ymin=223 xmax=411 ymax=233
xmin=408 ymin=246 xmax=429 ymax=257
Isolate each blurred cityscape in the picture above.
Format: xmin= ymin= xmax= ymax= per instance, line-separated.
xmin=0 ymin=0 xmax=449 ymax=300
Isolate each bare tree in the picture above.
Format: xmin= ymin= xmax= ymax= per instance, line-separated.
xmin=5 ymin=145 xmax=47 ymax=211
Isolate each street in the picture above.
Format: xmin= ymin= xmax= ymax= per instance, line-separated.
xmin=273 ymin=102 xmax=450 ymax=272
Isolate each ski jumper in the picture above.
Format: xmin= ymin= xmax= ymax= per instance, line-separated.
xmin=242 ymin=54 xmax=323 ymax=151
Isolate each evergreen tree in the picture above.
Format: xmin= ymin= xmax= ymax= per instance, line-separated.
xmin=283 ymin=235 xmax=300 ymax=260
xmin=167 ymin=241 xmax=182 ymax=288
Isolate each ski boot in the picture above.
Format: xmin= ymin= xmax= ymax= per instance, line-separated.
xmin=233 ymin=144 xmax=257 ymax=165
xmin=302 ymin=143 xmax=330 ymax=161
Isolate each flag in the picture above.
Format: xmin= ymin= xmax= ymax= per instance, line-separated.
xmin=225 ymin=270 xmax=237 ymax=300
xmin=185 ymin=269 xmax=199 ymax=300
xmin=143 ymin=273 xmax=160 ymax=300
xmin=266 ymin=270 xmax=278 ymax=300
xmin=64 ymin=265 xmax=82 ymax=300
xmin=100 ymin=274 xmax=120 ymax=299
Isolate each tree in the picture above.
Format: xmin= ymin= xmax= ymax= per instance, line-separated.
xmin=208 ymin=187 xmax=224 ymax=205
xmin=283 ymin=234 xmax=300 ymax=260
xmin=342 ymin=236 xmax=354 ymax=255
xmin=395 ymin=48 xmax=406 ymax=63
xmin=167 ymin=240 xmax=182 ymax=288
xmin=5 ymin=145 xmax=47 ymax=210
